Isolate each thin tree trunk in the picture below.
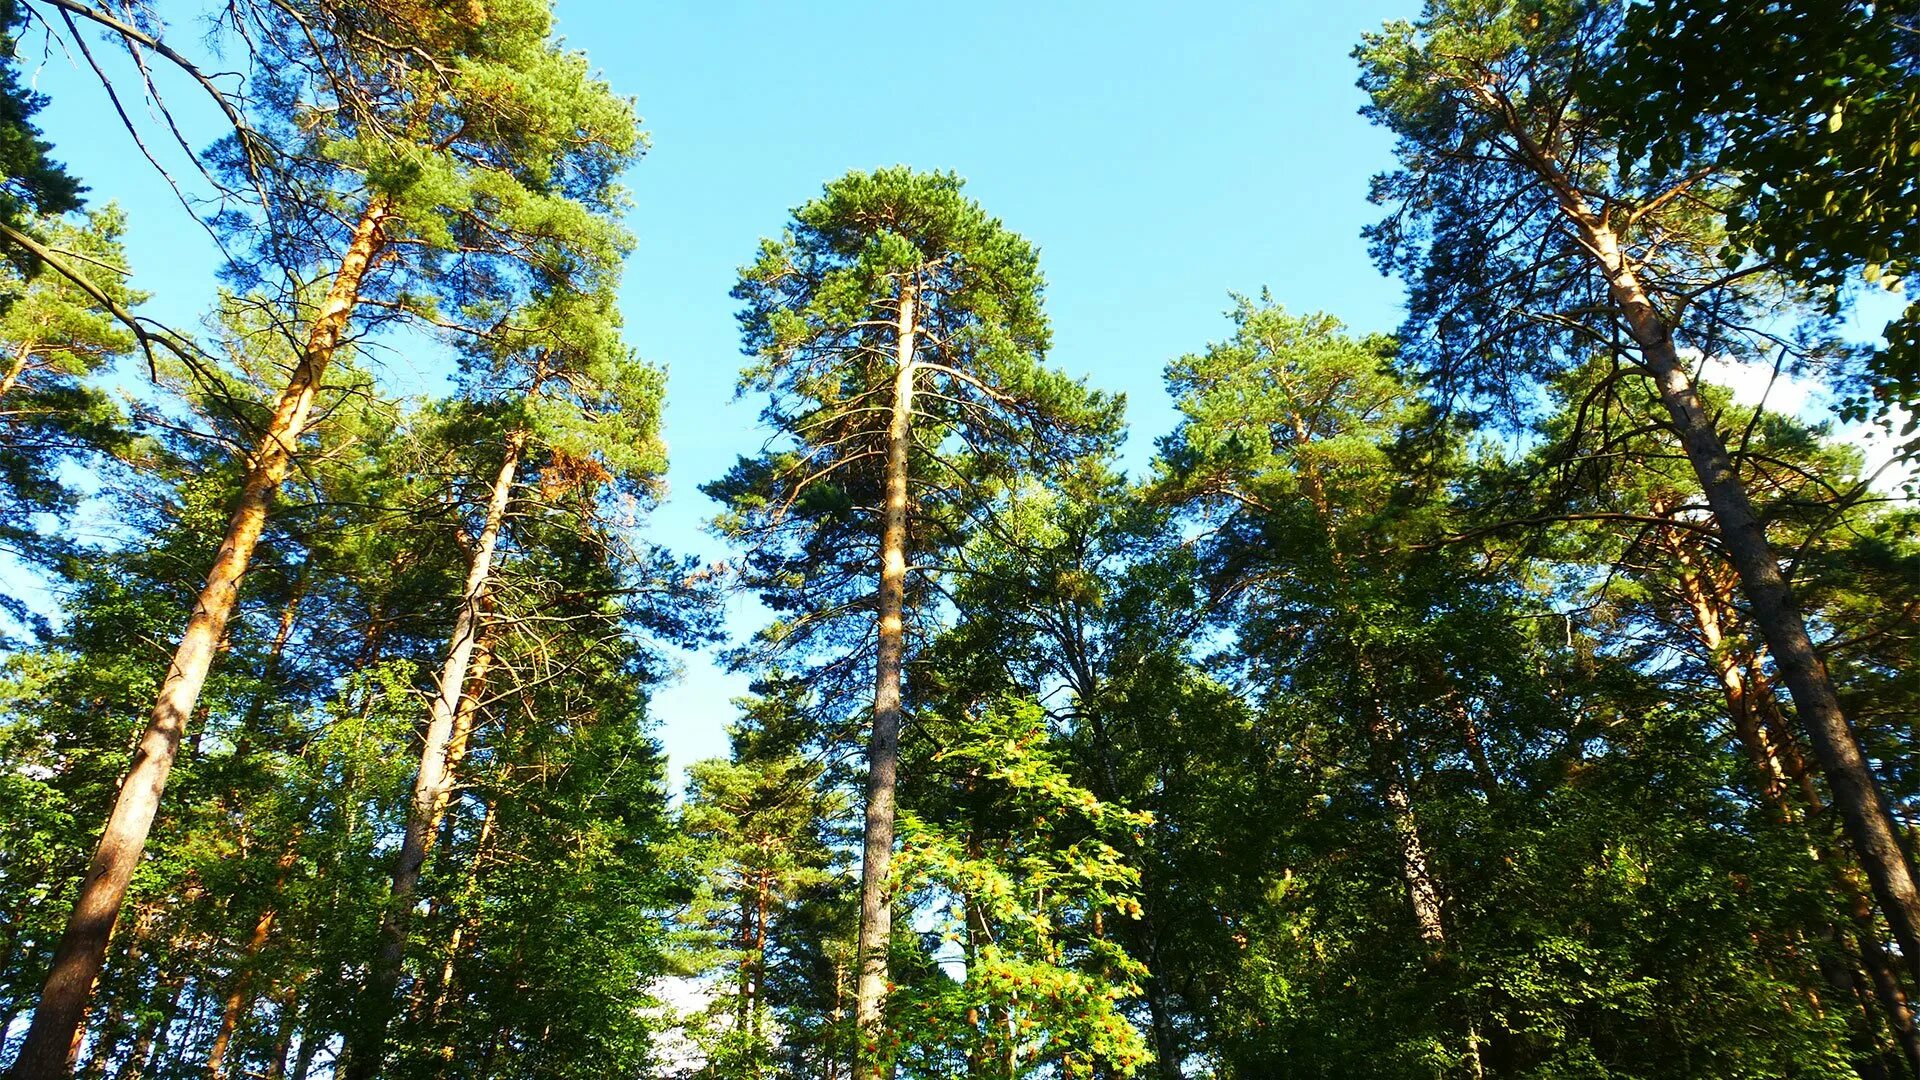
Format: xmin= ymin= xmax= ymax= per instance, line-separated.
xmin=207 ymin=837 xmax=298 ymax=1080
xmin=10 ymin=195 xmax=391 ymax=1080
xmin=1451 ymin=696 xmax=1499 ymax=799
xmin=111 ymin=970 xmax=182 ymax=1080
xmin=1354 ymin=656 xmax=1447 ymax=950
xmin=853 ymin=280 xmax=917 ymax=1080
xmin=1541 ymin=176 xmax=1920 ymax=990
xmin=0 ymin=340 xmax=34 ymax=405
xmin=1667 ymin=548 xmax=1795 ymax=813
xmin=1373 ymin=715 xmax=1448 ymax=949
xmin=264 ymin=984 xmax=298 ymax=1080
xmin=233 ymin=561 xmax=311 ymax=759
xmin=1666 ymin=526 xmax=1919 ymax=1071
xmin=1849 ymin=884 xmax=1920 ymax=1074
xmin=428 ymin=797 xmax=494 ymax=1055
xmin=429 ymin=622 xmax=494 ymax=838
xmin=345 ymin=426 xmax=523 ymax=1080
xmin=285 ymin=1026 xmax=319 ymax=1080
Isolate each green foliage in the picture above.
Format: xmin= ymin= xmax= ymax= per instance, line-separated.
xmin=891 ymin=697 xmax=1152 ymax=1079
xmin=1590 ymin=0 xmax=1920 ymax=444
xmin=712 ymin=165 xmax=1119 ymax=749
xmin=0 ymin=207 xmax=145 ymax=584
xmin=0 ymin=0 xmax=80 ymax=241
xmin=0 ymin=7 xmax=1913 ymax=1080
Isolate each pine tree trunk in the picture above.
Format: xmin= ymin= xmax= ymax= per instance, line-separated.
xmin=853 ymin=280 xmax=917 ymax=1080
xmin=1374 ymin=726 xmax=1448 ymax=948
xmin=0 ymin=340 xmax=33 ymax=405
xmin=9 ymin=195 xmax=391 ymax=1080
xmin=1356 ymin=660 xmax=1447 ymax=949
xmin=207 ymin=838 xmax=298 ymax=1080
xmin=1667 ymin=518 xmax=1920 ymax=1070
xmin=345 ymin=426 xmax=523 ymax=1080
xmin=1450 ymin=696 xmax=1499 ymax=799
xmin=1548 ymin=192 xmax=1920 ymax=990
xmin=433 ymin=630 xmax=493 ymax=833
xmin=1667 ymin=548 xmax=1795 ymax=812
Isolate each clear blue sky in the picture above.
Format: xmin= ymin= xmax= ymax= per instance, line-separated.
xmin=22 ymin=1 xmax=1417 ymax=782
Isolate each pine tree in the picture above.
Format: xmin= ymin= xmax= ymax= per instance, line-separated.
xmin=1355 ymin=0 xmax=1920 ymax=996
xmin=0 ymin=207 xmax=143 ymax=589
xmin=713 ymin=167 xmax=1119 ymax=1077
xmin=11 ymin=0 xmax=647 ymax=1070
xmin=350 ymin=281 xmax=665 ymax=1076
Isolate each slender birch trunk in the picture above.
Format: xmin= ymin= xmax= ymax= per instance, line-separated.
xmin=345 ymin=426 xmax=524 ymax=1080
xmin=8 ymin=195 xmax=390 ymax=1080
xmin=853 ymin=280 xmax=917 ymax=1080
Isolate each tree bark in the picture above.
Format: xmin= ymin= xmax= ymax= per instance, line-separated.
xmin=1541 ymin=180 xmax=1920 ymax=991
xmin=1450 ymin=696 xmax=1499 ymax=800
xmin=344 ymin=425 xmax=523 ymax=1080
xmin=1663 ymin=459 xmax=1920 ymax=1073
xmin=9 ymin=195 xmax=390 ymax=1080
xmin=853 ymin=280 xmax=917 ymax=1080
xmin=1367 ymin=697 xmax=1448 ymax=949
xmin=1666 ymin=547 xmax=1795 ymax=813
xmin=0 ymin=339 xmax=34 ymax=405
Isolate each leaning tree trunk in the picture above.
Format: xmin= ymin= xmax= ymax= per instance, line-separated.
xmin=1670 ymin=548 xmax=1920 ymax=1073
xmin=1574 ymin=207 xmax=1920 ymax=987
xmin=344 ymin=425 xmax=524 ymax=1080
xmin=0 ymin=339 xmax=35 ymax=404
xmin=1492 ymin=124 xmax=1920 ymax=989
xmin=853 ymin=280 xmax=918 ymax=1080
xmin=9 ymin=195 xmax=391 ymax=1080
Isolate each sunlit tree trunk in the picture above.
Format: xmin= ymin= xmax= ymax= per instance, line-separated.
xmin=0 ymin=340 xmax=34 ymax=404
xmin=1365 ymin=693 xmax=1448 ymax=949
xmin=346 ymin=425 xmax=524 ymax=1080
xmin=1518 ymin=142 xmax=1920 ymax=988
xmin=11 ymin=195 xmax=391 ymax=1080
xmin=1667 ymin=536 xmax=1920 ymax=1072
xmin=854 ymin=280 xmax=917 ymax=1080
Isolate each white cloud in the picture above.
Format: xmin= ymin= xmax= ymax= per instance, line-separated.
xmin=1696 ymin=354 xmax=1916 ymax=496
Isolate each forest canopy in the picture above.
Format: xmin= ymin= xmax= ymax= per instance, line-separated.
xmin=0 ymin=1 xmax=1915 ymax=1079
